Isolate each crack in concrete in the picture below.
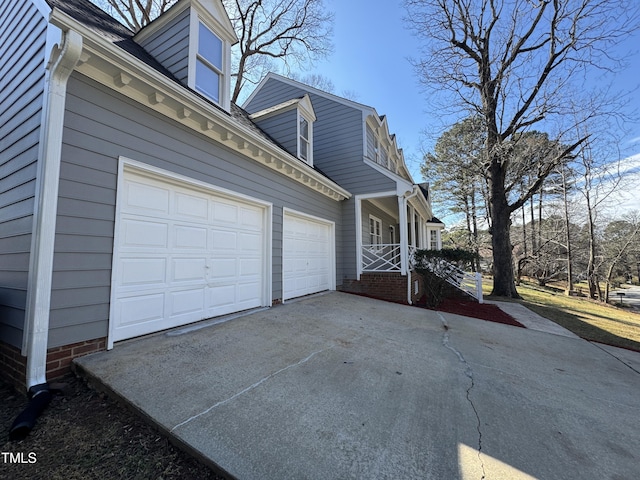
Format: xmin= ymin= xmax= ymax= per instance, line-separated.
xmin=170 ymin=346 xmax=329 ymax=432
xmin=438 ymin=313 xmax=486 ymax=480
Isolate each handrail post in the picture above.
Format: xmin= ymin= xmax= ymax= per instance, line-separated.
xmin=476 ymin=272 xmax=483 ymax=304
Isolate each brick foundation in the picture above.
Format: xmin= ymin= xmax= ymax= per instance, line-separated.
xmin=340 ymin=272 xmax=411 ymax=304
xmin=0 ymin=337 xmax=106 ymax=390
xmin=0 ymin=341 xmax=27 ymax=391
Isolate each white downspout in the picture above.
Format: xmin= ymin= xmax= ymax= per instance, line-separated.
xmin=399 ymin=186 xmax=419 ymax=304
xmin=355 ymin=196 xmax=363 ymax=280
xmin=24 ymin=28 xmax=83 ymax=389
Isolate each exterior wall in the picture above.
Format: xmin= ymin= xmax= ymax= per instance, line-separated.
xmin=0 ymin=1 xmax=48 ymax=348
xmin=361 ymin=200 xmax=398 ymax=245
xmin=252 ymin=109 xmax=298 ymax=159
xmin=47 ymin=73 xmax=344 ymax=348
xmin=244 ymin=77 xmax=396 ymax=194
xmin=137 ymin=7 xmax=191 ymax=85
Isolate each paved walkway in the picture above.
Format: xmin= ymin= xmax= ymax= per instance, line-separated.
xmin=484 ymin=300 xmax=580 ymax=338
xmin=74 ymin=292 xmax=640 ymax=480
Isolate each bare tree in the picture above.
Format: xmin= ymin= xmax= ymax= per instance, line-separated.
xmin=93 ymin=1 xmax=333 ymax=104
xmin=602 ymin=213 xmax=640 ymax=303
xmin=95 ymin=0 xmax=176 ymax=31
xmin=405 ymin=0 xmax=639 ymax=297
xmin=224 ymin=0 xmax=333 ymax=102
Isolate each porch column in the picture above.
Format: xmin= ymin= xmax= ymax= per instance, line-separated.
xmin=398 ymin=195 xmax=408 ymax=275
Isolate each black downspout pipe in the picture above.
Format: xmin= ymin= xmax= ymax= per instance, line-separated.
xmin=9 ymin=383 xmax=52 ymax=441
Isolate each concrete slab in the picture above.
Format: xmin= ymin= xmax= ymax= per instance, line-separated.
xmin=74 ymin=292 xmax=640 ymax=480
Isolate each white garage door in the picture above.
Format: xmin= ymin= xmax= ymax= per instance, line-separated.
xmin=283 ymin=210 xmax=334 ymax=300
xmin=110 ymin=167 xmax=267 ymax=343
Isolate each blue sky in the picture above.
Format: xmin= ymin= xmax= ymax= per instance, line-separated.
xmin=297 ymin=0 xmax=640 ymax=195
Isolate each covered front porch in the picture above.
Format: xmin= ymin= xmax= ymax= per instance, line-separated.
xmin=339 ymin=187 xmax=444 ymax=305
xmin=355 ymin=188 xmax=443 ymax=279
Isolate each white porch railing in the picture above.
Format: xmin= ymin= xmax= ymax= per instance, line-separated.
xmin=422 ymin=258 xmax=484 ymax=304
xmin=360 ymin=245 xmax=483 ymax=304
xmin=361 ymin=244 xmax=402 ymax=272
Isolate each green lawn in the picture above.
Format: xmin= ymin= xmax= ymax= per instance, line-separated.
xmin=484 ymin=279 xmax=640 ymax=352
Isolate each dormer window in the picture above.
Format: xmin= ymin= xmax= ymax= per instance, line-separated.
xmin=298 ymin=112 xmax=312 ymax=164
xmin=196 ymin=22 xmax=223 ymax=103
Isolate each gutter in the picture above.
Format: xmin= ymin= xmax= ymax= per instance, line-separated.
xmin=23 ymin=25 xmax=83 ymax=392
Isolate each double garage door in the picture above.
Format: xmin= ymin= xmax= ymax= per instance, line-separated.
xmin=110 ymin=166 xmax=333 ymax=343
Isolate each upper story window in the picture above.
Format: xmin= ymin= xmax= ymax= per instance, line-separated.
xmin=196 ymin=22 xmax=223 ymax=103
xmin=299 ymin=113 xmax=312 ymax=164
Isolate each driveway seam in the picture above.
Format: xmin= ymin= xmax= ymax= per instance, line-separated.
xmin=438 ymin=313 xmax=486 ymax=480
xmin=170 ymin=346 xmax=331 ymax=432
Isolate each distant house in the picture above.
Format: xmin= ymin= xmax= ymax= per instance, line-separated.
xmin=0 ymin=0 xmax=443 ymax=390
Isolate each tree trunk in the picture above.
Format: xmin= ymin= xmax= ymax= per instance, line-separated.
xmin=561 ymin=166 xmax=574 ymax=295
xmin=471 ymin=186 xmax=480 ymax=272
xmin=489 ymin=162 xmax=520 ymax=297
xmin=587 ymin=213 xmax=599 ymax=299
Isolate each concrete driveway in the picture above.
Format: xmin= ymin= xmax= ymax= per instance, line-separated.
xmin=74 ymin=292 xmax=640 ymax=479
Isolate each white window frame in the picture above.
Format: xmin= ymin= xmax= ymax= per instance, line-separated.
xmin=369 ymin=215 xmax=383 ymax=247
xmin=298 ymin=110 xmax=313 ymax=165
xmin=195 ymin=21 xmax=223 ymax=103
xmin=188 ymin=13 xmax=231 ymax=111
xmin=389 ymin=225 xmax=396 ymax=244
xmin=430 ymin=229 xmax=438 ymax=250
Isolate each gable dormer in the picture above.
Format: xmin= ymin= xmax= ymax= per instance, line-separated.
xmin=134 ymin=0 xmax=237 ymax=111
xmin=249 ymin=94 xmax=317 ymax=166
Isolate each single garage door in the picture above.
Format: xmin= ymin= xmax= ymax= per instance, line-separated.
xmin=282 ymin=210 xmax=334 ymax=300
xmin=110 ymin=166 xmax=268 ymax=343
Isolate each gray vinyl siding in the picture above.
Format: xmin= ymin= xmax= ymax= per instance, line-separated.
xmin=48 ymin=73 xmax=343 ymax=347
xmin=361 ymin=202 xmax=398 ymax=245
xmin=252 ymin=109 xmax=298 ymax=158
xmin=341 ymin=198 xmax=357 ymax=280
xmin=0 ymin=0 xmax=47 ymax=348
xmin=244 ymin=77 xmax=395 ymax=194
xmin=137 ymin=8 xmax=190 ymax=85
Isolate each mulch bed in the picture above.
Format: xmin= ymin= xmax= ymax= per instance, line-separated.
xmin=433 ymin=297 xmax=525 ymax=328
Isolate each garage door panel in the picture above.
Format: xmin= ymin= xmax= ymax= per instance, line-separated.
xmin=171 ymin=257 xmax=206 ymax=282
xmin=240 ymin=258 xmax=261 ymax=276
xmin=213 ymin=202 xmax=239 ymax=224
xmin=239 ymin=232 xmax=262 ymax=251
xmin=119 ymin=258 xmax=167 ymax=286
xmin=169 ymin=288 xmax=206 ymax=317
xmin=174 ymin=225 xmax=207 ymax=249
xmin=121 ymin=219 xmax=169 ymax=248
xmin=117 ymin=293 xmax=165 ymax=326
xmin=112 ymin=169 xmax=267 ymax=343
xmin=125 ymin=180 xmax=170 ymax=214
xmin=283 ymin=212 xmax=333 ymax=300
xmin=175 ymin=192 xmax=209 ymax=220
xmin=210 ymin=258 xmax=238 ymax=279
xmin=241 ymin=208 xmax=263 ymax=230
xmin=211 ymin=230 xmax=237 ymax=249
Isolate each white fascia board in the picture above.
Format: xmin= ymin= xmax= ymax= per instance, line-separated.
xmin=49 ymin=9 xmax=350 ymax=202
